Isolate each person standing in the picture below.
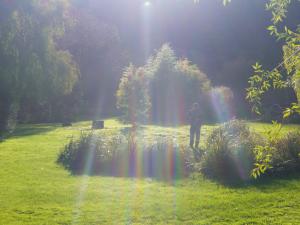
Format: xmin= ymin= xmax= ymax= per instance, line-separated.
xmin=188 ymin=103 xmax=202 ymax=149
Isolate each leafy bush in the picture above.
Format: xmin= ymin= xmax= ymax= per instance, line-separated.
xmin=57 ymin=131 xmax=192 ymax=180
xmin=273 ymin=131 xmax=300 ymax=162
xmin=269 ymin=131 xmax=300 ymax=174
xmin=251 ymin=122 xmax=300 ymax=178
xmin=201 ymin=120 xmax=264 ymax=182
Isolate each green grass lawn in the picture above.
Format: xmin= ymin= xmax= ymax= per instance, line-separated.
xmin=1 ymin=119 xmax=300 ymax=224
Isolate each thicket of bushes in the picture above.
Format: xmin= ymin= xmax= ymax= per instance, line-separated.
xmin=58 ymin=120 xmax=300 ymax=183
xmin=57 ymin=132 xmax=192 ymax=180
xmin=268 ymin=131 xmax=300 ymax=174
xmin=272 ymin=132 xmax=300 ymax=163
xmin=201 ymin=120 xmax=300 ymax=182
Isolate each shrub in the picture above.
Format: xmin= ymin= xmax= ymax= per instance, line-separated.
xmin=57 ymin=132 xmax=126 ymax=175
xmin=201 ymin=120 xmax=264 ymax=182
xmin=57 ymin=131 xmax=192 ymax=180
xmin=251 ymin=121 xmax=300 ymax=178
xmin=273 ymin=131 xmax=300 ymax=162
xmin=270 ymin=131 xmax=300 ymax=173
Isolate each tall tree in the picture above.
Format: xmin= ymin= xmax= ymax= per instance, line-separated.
xmin=147 ymin=44 xmax=211 ymax=124
xmin=59 ymin=2 xmax=128 ymax=117
xmin=117 ymin=44 xmax=211 ymax=125
xmin=116 ymin=64 xmax=151 ymax=124
xmin=0 ymin=1 xmax=78 ymax=133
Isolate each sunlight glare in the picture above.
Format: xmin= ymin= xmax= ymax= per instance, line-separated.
xmin=144 ymin=1 xmax=151 ymax=7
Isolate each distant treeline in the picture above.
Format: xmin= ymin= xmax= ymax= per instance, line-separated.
xmin=1 ymin=0 xmax=299 ymax=134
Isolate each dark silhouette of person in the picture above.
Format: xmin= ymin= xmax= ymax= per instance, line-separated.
xmin=188 ymin=103 xmax=202 ymax=149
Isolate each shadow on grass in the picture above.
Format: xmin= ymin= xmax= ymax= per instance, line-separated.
xmin=68 ymin=170 xmax=188 ymax=184
xmin=202 ymin=171 xmax=300 ymax=190
xmin=1 ymin=124 xmax=59 ymax=141
xmin=249 ymin=172 xmax=300 ymax=190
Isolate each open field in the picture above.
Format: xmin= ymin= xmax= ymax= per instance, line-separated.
xmin=1 ymin=119 xmax=300 ymax=224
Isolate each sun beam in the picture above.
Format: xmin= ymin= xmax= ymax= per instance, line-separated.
xmin=144 ymin=1 xmax=151 ymax=7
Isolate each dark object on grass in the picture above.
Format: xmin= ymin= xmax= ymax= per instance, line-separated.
xmin=92 ymin=120 xmax=104 ymax=129
xmin=62 ymin=122 xmax=72 ymax=127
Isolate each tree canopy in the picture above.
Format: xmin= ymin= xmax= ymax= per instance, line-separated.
xmin=0 ymin=0 xmax=78 ymax=133
xmin=117 ymin=44 xmax=211 ymax=124
xmin=245 ymin=0 xmax=300 ymax=119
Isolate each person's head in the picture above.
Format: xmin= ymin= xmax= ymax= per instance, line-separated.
xmin=192 ymin=102 xmax=199 ymax=110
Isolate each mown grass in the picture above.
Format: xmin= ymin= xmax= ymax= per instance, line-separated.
xmin=1 ymin=119 xmax=300 ymax=224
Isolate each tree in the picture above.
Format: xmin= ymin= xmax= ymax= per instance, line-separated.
xmin=59 ymin=2 xmax=128 ymax=117
xmin=245 ymin=0 xmax=300 ymax=119
xmin=0 ymin=1 xmax=79 ymax=134
xmin=232 ymin=0 xmax=300 ymax=177
xmin=146 ymin=44 xmax=211 ymax=124
xmin=116 ymin=64 xmax=151 ymax=124
xmin=116 ymin=44 xmax=211 ymax=125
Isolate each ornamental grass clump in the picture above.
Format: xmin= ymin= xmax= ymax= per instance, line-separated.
xmin=57 ymin=131 xmax=192 ymax=180
xmin=201 ymin=120 xmax=264 ymax=182
xmin=57 ymin=132 xmax=126 ymax=175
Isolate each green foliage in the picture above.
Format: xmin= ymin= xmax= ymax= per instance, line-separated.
xmin=266 ymin=0 xmax=294 ymax=25
xmin=251 ymin=121 xmax=282 ymax=178
xmin=252 ymin=122 xmax=300 ymax=178
xmin=244 ymin=0 xmax=300 ymax=178
xmin=57 ymin=132 xmax=126 ymax=174
xmin=246 ymin=63 xmax=288 ymax=115
xmin=253 ymin=129 xmax=300 ymax=177
xmin=223 ymin=0 xmax=232 ymax=5
xmin=283 ymin=102 xmax=300 ymax=118
xmin=201 ymin=120 xmax=264 ymax=182
xmin=57 ymin=130 xmax=190 ymax=179
xmin=60 ymin=5 xmax=126 ymax=116
xmin=176 ymin=58 xmax=211 ymax=98
xmin=0 ymin=1 xmax=79 ymax=133
xmin=148 ymin=45 xmax=211 ymax=124
xmin=272 ymin=130 xmax=300 ymax=165
xmin=117 ymin=44 xmax=211 ymax=124
xmin=116 ymin=65 xmax=151 ymax=124
xmin=246 ymin=0 xmax=300 ymax=118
